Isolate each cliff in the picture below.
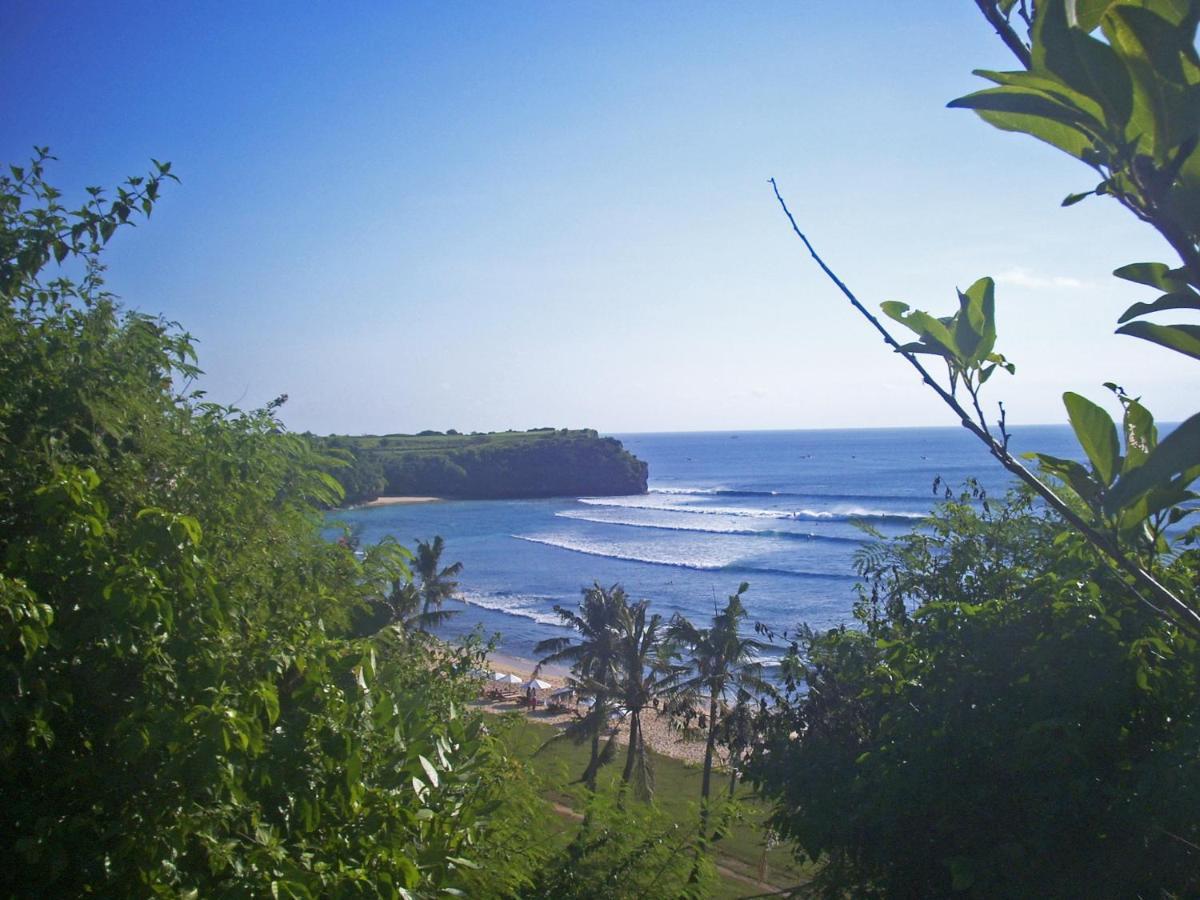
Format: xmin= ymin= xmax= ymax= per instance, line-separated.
xmin=323 ymin=428 xmax=648 ymax=503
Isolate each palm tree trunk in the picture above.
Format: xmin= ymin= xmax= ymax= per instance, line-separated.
xmin=586 ymin=729 xmax=600 ymax=791
xmin=621 ymin=710 xmax=640 ymax=786
xmin=585 ymin=697 xmax=605 ymax=791
xmin=699 ymin=692 xmax=719 ymax=836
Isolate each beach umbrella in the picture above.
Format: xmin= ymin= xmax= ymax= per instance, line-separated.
xmin=578 ymin=696 xmax=595 ymax=708
xmin=550 ymin=687 xmax=574 ymax=698
xmin=492 ymin=672 xmax=523 ymax=685
xmin=523 ymin=678 xmax=552 ymax=691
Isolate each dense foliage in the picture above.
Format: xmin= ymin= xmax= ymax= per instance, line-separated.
xmin=525 ymin=791 xmax=713 ymax=899
xmin=748 ymin=487 xmax=1200 ymax=896
xmin=323 ymin=429 xmax=648 ymax=503
xmin=751 ymin=1 xmax=1200 ymax=895
xmin=0 ymin=153 xmax=545 ymax=897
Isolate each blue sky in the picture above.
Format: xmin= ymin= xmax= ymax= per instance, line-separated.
xmin=4 ymin=1 xmax=1195 ymax=434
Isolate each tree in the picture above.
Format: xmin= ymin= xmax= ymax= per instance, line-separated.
xmin=613 ymin=598 xmax=682 ymax=801
xmin=667 ymin=584 xmax=772 ymax=840
xmin=352 ymin=574 xmax=460 ymax=637
xmin=771 ymin=0 xmax=1200 ymax=634
xmin=535 ymin=583 xmax=627 ymax=791
xmin=0 ymin=152 xmax=544 ymax=896
xmin=413 ymin=534 xmax=463 ymax=629
xmin=748 ymin=486 xmax=1200 ymax=897
xmin=751 ymin=4 xmax=1200 ymax=892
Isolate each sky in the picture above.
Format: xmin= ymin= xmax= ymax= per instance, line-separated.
xmin=3 ymin=1 xmax=1196 ymax=434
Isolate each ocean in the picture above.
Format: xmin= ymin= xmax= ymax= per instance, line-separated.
xmin=331 ymin=425 xmax=1085 ymax=662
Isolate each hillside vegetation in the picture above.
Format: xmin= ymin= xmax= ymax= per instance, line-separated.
xmin=324 ymin=428 xmax=648 ymax=503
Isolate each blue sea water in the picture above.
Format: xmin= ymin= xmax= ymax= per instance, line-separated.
xmin=331 ymin=426 xmax=1085 ymax=662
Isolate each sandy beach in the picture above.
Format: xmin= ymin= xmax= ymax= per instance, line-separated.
xmin=478 ymin=650 xmax=718 ymax=768
xmin=358 ymin=496 xmax=441 ymax=507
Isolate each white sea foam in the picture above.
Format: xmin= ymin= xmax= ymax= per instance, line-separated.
xmin=578 ymin=497 xmax=924 ymax=522
xmin=554 ymin=509 xmax=863 ymax=543
xmin=456 ymin=590 xmax=564 ymax=627
xmin=514 ymin=533 xmax=741 ymax=571
xmin=512 ymin=533 xmax=853 ymax=580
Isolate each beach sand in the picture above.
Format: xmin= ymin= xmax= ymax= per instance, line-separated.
xmin=478 ymin=651 xmax=719 ymax=768
xmin=359 ymin=496 xmax=441 ymax=507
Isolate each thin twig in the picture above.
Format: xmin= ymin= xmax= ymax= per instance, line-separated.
xmin=974 ymin=0 xmax=1033 ymax=68
xmin=769 ymin=178 xmax=1200 ymax=637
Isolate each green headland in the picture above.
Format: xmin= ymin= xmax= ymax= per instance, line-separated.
xmin=320 ymin=427 xmax=649 ymax=504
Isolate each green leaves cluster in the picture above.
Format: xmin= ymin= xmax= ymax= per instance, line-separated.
xmin=951 ymin=0 xmax=1200 ymax=255
xmin=0 ymin=155 xmax=544 ymax=897
xmin=1032 ymin=386 xmax=1200 ymax=550
xmin=749 ymin=488 xmax=1200 ymax=897
xmin=885 ymin=1 xmax=1200 ymax=591
xmin=882 ymin=276 xmax=1014 ymax=391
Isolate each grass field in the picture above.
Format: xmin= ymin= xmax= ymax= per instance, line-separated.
xmin=489 ymin=712 xmax=811 ymax=898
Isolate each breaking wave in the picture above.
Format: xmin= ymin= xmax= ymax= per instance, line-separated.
xmin=513 ymin=534 xmax=857 ymax=580
xmin=456 ymin=590 xmax=564 ymax=627
xmin=554 ymin=510 xmax=863 ymax=543
xmin=579 ymin=496 xmax=926 ymax=523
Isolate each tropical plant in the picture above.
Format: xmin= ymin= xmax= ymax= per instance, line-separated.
xmin=667 ymin=583 xmax=772 ymax=840
xmin=352 ymin=574 xmax=460 ymax=637
xmin=413 ymin=534 xmax=463 ymax=629
xmin=748 ymin=486 xmax=1200 ymax=897
xmin=770 ymin=0 xmax=1200 ymax=635
xmin=0 ymin=152 xmax=545 ymax=896
xmin=612 ymin=598 xmax=682 ymax=801
xmin=535 ymin=583 xmax=628 ymax=790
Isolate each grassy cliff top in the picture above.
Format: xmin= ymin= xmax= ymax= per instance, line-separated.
xmin=331 ymin=427 xmax=606 ymax=454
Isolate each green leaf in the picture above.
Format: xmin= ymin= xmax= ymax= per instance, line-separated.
xmin=949 ymin=89 xmax=1099 ymax=160
xmin=1121 ymin=396 xmax=1157 ymax=473
xmin=973 ymin=68 xmax=1109 ymax=121
xmin=1061 ymin=189 xmax=1096 ymax=205
xmin=1105 ymin=413 xmax=1200 ymax=515
xmin=1028 ymin=451 xmax=1104 ymax=504
xmin=1115 ymin=321 xmax=1200 ymax=360
xmin=948 ymin=85 xmax=1101 ymax=130
xmin=957 ymin=277 xmax=997 ymax=363
xmin=1112 ymin=261 xmax=1190 ymax=291
xmin=1035 ymin=0 xmax=1134 ymax=129
xmin=1104 ymin=6 xmax=1198 ymax=158
xmin=881 ymin=302 xmax=959 ymax=359
xmin=1118 ymin=289 xmax=1200 ymax=323
xmin=418 ymin=753 xmax=440 ymax=788
xmin=1070 ymin=0 xmax=1119 ymax=32
xmin=1063 ymin=391 xmax=1121 ymax=485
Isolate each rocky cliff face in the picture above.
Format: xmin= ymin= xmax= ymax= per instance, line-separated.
xmin=325 ymin=429 xmax=647 ymax=502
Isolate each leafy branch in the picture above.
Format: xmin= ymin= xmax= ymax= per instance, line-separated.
xmin=769 ymin=177 xmax=1200 ymax=636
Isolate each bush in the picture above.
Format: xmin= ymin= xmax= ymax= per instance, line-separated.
xmin=0 ymin=152 xmax=543 ymax=896
xmin=748 ymin=487 xmax=1200 ymax=897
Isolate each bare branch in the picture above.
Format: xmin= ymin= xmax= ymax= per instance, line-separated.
xmin=769 ymin=178 xmax=1200 ymax=637
xmin=974 ymin=0 xmax=1033 ymax=68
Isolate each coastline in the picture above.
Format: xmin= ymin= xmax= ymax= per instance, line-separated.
xmin=359 ymin=495 xmax=441 ymax=508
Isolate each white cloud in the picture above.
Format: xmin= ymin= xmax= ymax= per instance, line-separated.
xmin=995 ymin=267 xmax=1089 ymax=290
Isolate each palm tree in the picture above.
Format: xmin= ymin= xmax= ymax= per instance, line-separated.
xmin=667 ymin=582 xmax=772 ymax=839
xmin=534 ymin=583 xmax=627 ymax=791
xmin=413 ymin=536 xmax=463 ymax=630
xmin=384 ymin=577 xmax=459 ymax=632
xmin=613 ymin=599 xmax=683 ymax=801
